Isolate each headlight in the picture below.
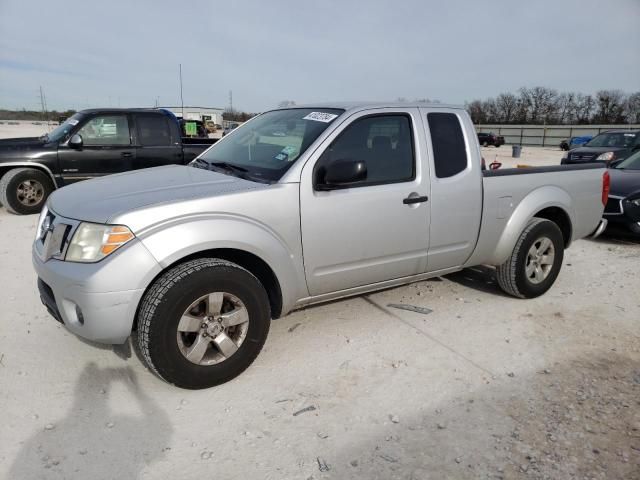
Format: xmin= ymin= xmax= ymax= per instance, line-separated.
xmin=66 ymin=223 xmax=134 ymax=263
xmin=35 ymin=205 xmax=49 ymax=240
xmin=595 ymin=152 xmax=615 ymax=161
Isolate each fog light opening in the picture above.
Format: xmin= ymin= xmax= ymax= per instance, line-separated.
xmin=75 ymin=304 xmax=85 ymax=325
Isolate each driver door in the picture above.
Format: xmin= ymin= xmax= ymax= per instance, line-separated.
xmin=57 ymin=114 xmax=135 ymax=184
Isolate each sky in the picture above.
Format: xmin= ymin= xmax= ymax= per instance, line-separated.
xmin=0 ymin=0 xmax=638 ymax=112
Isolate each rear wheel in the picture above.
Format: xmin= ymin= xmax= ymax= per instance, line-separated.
xmin=136 ymin=258 xmax=271 ymax=389
xmin=496 ymin=218 xmax=564 ymax=298
xmin=0 ymin=168 xmax=53 ymax=215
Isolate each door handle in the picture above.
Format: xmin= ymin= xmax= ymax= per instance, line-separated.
xmin=403 ymin=195 xmax=429 ymax=205
xmin=121 ymin=152 xmax=133 ymax=158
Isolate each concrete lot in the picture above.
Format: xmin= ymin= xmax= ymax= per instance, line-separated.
xmin=0 ymin=202 xmax=639 ymax=479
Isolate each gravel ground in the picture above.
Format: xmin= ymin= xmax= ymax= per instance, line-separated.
xmin=0 ymin=203 xmax=638 ymax=479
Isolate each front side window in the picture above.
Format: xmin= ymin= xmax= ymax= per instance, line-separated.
xmin=315 ymin=114 xmax=415 ymax=186
xmin=136 ymin=115 xmax=172 ymax=146
xmin=77 ymin=115 xmax=130 ymax=146
xmin=197 ymin=108 xmax=343 ymax=182
xmin=428 ymin=112 xmax=468 ymax=178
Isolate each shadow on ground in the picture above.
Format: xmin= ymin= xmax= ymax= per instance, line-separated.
xmin=9 ymin=362 xmax=172 ymax=479
xmin=328 ymin=353 xmax=640 ymax=480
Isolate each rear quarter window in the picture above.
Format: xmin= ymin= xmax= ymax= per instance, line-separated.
xmin=427 ymin=112 xmax=468 ymax=178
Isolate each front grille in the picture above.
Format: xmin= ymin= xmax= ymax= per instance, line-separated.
xmin=570 ymin=152 xmax=596 ymax=162
xmin=604 ymin=197 xmax=623 ymax=214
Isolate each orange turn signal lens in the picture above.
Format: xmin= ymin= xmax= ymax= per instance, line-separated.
xmin=100 ymin=226 xmax=135 ymax=256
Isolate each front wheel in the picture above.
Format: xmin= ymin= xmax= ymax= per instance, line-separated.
xmin=0 ymin=168 xmax=54 ymax=215
xmin=136 ymin=258 xmax=271 ymax=389
xmin=496 ymin=218 xmax=564 ymax=298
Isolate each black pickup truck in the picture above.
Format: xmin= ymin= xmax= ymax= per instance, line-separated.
xmin=0 ymin=108 xmax=217 ymax=214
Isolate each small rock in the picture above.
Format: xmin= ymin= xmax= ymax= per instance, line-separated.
xmin=99 ymin=389 xmax=107 ymax=394
xmin=507 ymin=372 xmax=515 ymax=377
xmin=390 ymin=415 xmax=400 ymax=424
xmin=200 ymin=451 xmax=213 ymax=460
xmin=44 ymin=424 xmax=55 ymax=431
xmin=31 ymin=414 xmax=39 ymax=420
xmin=78 ymin=449 xmax=88 ymax=455
xmin=350 ymin=459 xmax=358 ymax=467
xmin=180 ymin=399 xmax=188 ymax=405
xmin=455 ymin=457 xmax=462 ymax=464
xmin=543 ymin=369 xmax=551 ymax=374
xmin=106 ymin=422 xmax=115 ymax=428
xmin=317 ymin=432 xmax=329 ymax=439
xmin=437 ymin=423 xmax=447 ymax=430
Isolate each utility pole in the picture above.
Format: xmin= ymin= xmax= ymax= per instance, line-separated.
xmin=179 ymin=63 xmax=185 ymax=118
xmin=39 ymin=86 xmax=48 ymax=121
xmin=229 ymin=90 xmax=233 ymax=113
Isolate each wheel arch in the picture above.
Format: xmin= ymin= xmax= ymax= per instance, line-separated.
xmin=134 ymin=247 xmax=285 ymax=332
xmin=487 ymin=186 xmax=574 ymax=265
xmin=0 ymin=162 xmax=58 ymax=187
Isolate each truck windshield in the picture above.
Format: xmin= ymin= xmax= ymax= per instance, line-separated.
xmin=585 ymin=132 xmax=637 ymax=148
xmin=195 ymin=108 xmax=343 ymax=182
xmin=615 ymin=151 xmax=640 ymax=170
xmin=45 ymin=113 xmax=84 ymax=143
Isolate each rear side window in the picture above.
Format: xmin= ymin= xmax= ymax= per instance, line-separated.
xmin=136 ymin=115 xmax=172 ymax=146
xmin=427 ymin=112 xmax=468 ymax=178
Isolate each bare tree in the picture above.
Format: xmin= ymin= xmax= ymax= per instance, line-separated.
xmin=555 ymin=92 xmax=576 ymax=124
xmin=594 ymin=90 xmax=626 ymax=123
xmin=466 ymin=100 xmax=486 ymax=124
xmin=572 ymin=94 xmax=596 ymax=124
xmin=495 ymin=93 xmax=518 ymax=123
xmin=624 ymin=92 xmax=640 ymax=124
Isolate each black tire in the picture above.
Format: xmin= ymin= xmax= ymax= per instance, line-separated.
xmin=627 ymin=222 xmax=640 ymax=235
xmin=0 ymin=168 xmax=53 ymax=215
xmin=495 ymin=144 xmax=501 ymax=148
xmin=136 ymin=258 xmax=271 ymax=389
xmin=496 ymin=218 xmax=564 ymax=299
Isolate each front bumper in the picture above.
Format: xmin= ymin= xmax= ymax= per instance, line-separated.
xmin=32 ymin=239 xmax=162 ymax=344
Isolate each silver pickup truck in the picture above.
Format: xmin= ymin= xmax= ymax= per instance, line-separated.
xmin=32 ymin=102 xmax=609 ymax=389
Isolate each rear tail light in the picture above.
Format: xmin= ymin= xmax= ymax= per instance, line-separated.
xmin=602 ymin=171 xmax=610 ymax=206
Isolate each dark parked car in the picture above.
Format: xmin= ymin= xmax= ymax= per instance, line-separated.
xmin=561 ymin=130 xmax=640 ymax=165
xmin=603 ymin=151 xmax=640 ymax=234
xmin=477 ymin=132 xmax=505 ymax=147
xmin=0 ymin=108 xmax=217 ymax=214
xmin=559 ymin=135 xmax=592 ymax=151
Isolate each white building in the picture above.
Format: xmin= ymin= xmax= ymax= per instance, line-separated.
xmin=161 ymin=106 xmax=225 ymax=125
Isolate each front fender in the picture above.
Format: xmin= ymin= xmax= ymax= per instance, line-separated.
xmin=137 ymin=214 xmax=307 ymax=314
xmin=485 ymin=186 xmax=574 ymax=265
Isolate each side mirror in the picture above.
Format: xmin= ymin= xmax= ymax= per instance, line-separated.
xmin=68 ymin=134 xmax=83 ymax=149
xmin=317 ymin=159 xmax=367 ymax=190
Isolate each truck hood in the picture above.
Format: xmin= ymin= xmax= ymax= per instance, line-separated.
xmin=608 ymin=167 xmax=640 ymax=197
xmin=0 ymin=137 xmax=53 ymax=161
xmin=48 ymin=165 xmax=266 ymax=225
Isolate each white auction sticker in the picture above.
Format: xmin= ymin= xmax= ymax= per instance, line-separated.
xmin=68 ymin=119 xmax=79 ymax=125
xmin=303 ymin=112 xmax=338 ymax=123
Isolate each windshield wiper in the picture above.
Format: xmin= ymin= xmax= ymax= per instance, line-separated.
xmin=209 ymin=161 xmax=248 ymax=173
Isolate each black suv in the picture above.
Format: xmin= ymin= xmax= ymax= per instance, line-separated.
xmin=561 ymin=130 xmax=640 ymax=165
xmin=478 ymin=132 xmax=505 ymax=147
